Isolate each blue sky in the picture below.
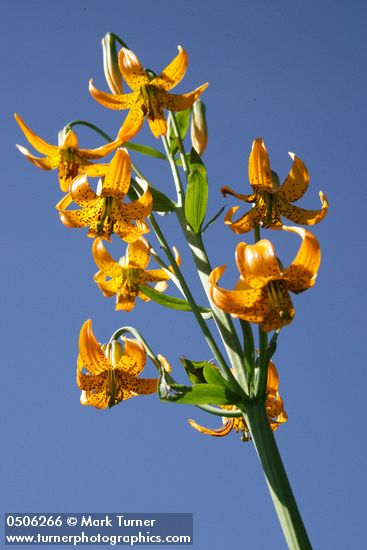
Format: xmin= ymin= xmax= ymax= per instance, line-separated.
xmin=2 ymin=1 xmax=367 ymax=548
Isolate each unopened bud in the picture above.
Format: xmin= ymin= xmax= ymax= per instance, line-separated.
xmin=190 ymin=99 xmax=208 ymax=155
xmin=102 ymin=33 xmax=123 ymax=94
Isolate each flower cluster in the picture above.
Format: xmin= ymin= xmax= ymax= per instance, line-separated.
xmin=15 ymin=34 xmax=327 ymax=443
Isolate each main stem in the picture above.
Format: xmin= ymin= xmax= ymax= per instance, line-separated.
xmin=244 ymin=401 xmax=312 ymax=550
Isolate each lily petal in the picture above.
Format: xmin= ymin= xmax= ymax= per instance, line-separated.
xmin=78 ymin=320 xmax=111 ymax=375
xmin=118 ymin=48 xmax=149 ymax=91
xmin=100 ymin=148 xmax=131 ymax=198
xmin=152 ymin=46 xmax=188 ymax=91
xmin=120 ymin=179 xmax=153 ymax=220
xmin=224 ymin=202 xmax=265 ymax=234
xmin=92 ymin=238 xmax=122 ymax=278
xmin=70 ymin=174 xmax=98 ymax=206
xmin=15 ymin=145 xmax=57 ymax=169
xmin=89 ymin=79 xmax=135 ymax=110
xmin=278 ymin=192 xmax=329 ymax=226
xmin=116 ymin=338 xmax=147 ymax=376
xmin=117 ymin=106 xmax=145 ymax=141
xmin=14 ymin=114 xmax=56 ymax=155
xmin=126 ymin=237 xmax=151 ymax=269
xmin=209 ymin=265 xmax=267 ymax=321
xmin=248 ymin=138 xmax=273 ymax=193
xmin=164 ymin=83 xmax=209 ymax=111
xmin=278 ymin=153 xmax=310 ymax=202
xmin=235 ymin=240 xmax=283 ymax=289
xmin=188 ymin=418 xmax=234 ymax=436
xmin=282 ymin=226 xmax=321 ymax=293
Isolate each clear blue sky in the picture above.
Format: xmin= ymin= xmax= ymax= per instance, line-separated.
xmin=2 ymin=1 xmax=366 ymax=548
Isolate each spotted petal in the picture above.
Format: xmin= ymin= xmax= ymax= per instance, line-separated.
xmin=152 ymin=46 xmax=188 ymax=91
xmin=282 ymin=226 xmax=321 ymax=293
xmin=235 ymin=240 xmax=283 ymax=289
xmin=164 ymin=83 xmax=209 ymax=111
xmin=78 ymin=320 xmax=111 ymax=375
xmin=89 ymin=79 xmax=135 ymax=110
xmin=116 ymin=338 xmax=147 ymax=376
xmin=14 ymin=114 xmax=56 ymax=155
xmin=92 ymin=238 xmax=122 ymax=278
xmin=224 ymin=202 xmax=265 ymax=234
xmin=248 ymin=138 xmax=273 ymax=193
xmin=118 ymin=48 xmax=149 ymax=91
xmin=278 ymin=153 xmax=310 ymax=202
xmin=126 ymin=237 xmax=151 ymax=269
xmin=100 ymin=148 xmax=131 ymax=198
xmin=278 ymin=192 xmax=329 ymax=226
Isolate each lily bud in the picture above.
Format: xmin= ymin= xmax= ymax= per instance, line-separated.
xmin=102 ymin=33 xmax=123 ymax=94
xmin=190 ymin=99 xmax=208 ymax=155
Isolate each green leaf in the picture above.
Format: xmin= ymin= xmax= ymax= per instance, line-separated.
xmin=201 ymin=206 xmax=225 ymax=233
xmin=180 ymin=357 xmax=213 ymax=384
xmin=124 ymin=142 xmax=167 ymax=160
xmin=138 ymin=285 xmax=212 ymax=318
xmin=129 ymin=178 xmax=175 ymax=213
xmin=158 ymin=369 xmax=241 ymax=406
xmin=184 ymin=148 xmax=208 ymax=233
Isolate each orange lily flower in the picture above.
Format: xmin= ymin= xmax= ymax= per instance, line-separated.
xmin=77 ymin=320 xmax=170 ymax=409
xmin=89 ymin=45 xmax=208 ymax=140
xmin=222 ymin=138 xmax=328 ymax=233
xmin=209 ymin=226 xmax=321 ymax=332
xmin=56 ymin=148 xmax=152 ymax=242
xmin=92 ymin=237 xmax=180 ymax=311
xmin=189 ymin=361 xmax=287 ymax=439
xmin=15 ymin=114 xmax=121 ymax=192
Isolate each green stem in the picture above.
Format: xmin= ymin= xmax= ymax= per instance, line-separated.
xmin=244 ymin=401 xmax=312 ymax=550
xmin=253 ymin=223 xmax=268 ymax=398
xmin=66 ymin=120 xmax=113 ymax=142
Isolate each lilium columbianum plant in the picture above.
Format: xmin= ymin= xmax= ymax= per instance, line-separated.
xmin=222 ymin=138 xmax=328 ymax=233
xmin=92 ymin=236 xmax=180 ymax=311
xmin=56 ymin=148 xmax=152 ymax=242
xmin=14 ymin=114 xmax=121 ymax=192
xmin=89 ymin=45 xmax=208 ymax=139
xmin=209 ymin=226 xmax=321 ymax=332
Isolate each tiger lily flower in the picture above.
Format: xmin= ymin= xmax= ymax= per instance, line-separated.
xmin=56 ymin=148 xmax=152 ymax=242
xmin=14 ymin=114 xmax=121 ymax=192
xmin=209 ymin=226 xmax=321 ymax=332
xmin=221 ymin=138 xmax=328 ymax=233
xmin=188 ymin=361 xmax=287 ymax=439
xmin=77 ymin=320 xmax=170 ymax=409
xmin=92 ymin=237 xmax=180 ymax=311
xmin=89 ymin=45 xmax=208 ymax=140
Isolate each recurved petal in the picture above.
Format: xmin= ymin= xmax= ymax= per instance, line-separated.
xmin=221 ymin=186 xmax=256 ymax=203
xmin=78 ymin=320 xmax=111 ymax=375
xmin=164 ymin=83 xmax=209 ymax=111
xmin=235 ymin=240 xmax=283 ymax=288
xmin=78 ymin=136 xmax=123 ymax=160
xmin=224 ymin=203 xmax=265 ymax=234
xmin=278 ymin=153 xmax=310 ymax=202
xmin=15 ymin=145 xmax=57 ymax=169
xmin=147 ymin=105 xmax=167 ymax=138
xmin=121 ymin=179 xmax=153 ymax=220
xmin=81 ymin=391 xmax=110 ymax=409
xmin=94 ymin=271 xmax=120 ymax=297
xmin=118 ymin=48 xmax=149 ymax=91
xmin=266 ymin=360 xmax=280 ymax=395
xmin=112 ymin=211 xmax=150 ymax=243
xmin=209 ymin=265 xmax=267 ymax=321
xmin=117 ymin=338 xmax=147 ymax=376
xmin=188 ymin=418 xmax=234 ymax=436
xmin=92 ymin=238 xmax=122 ymax=278
xmin=62 ymin=129 xmax=79 ymax=148
xmin=282 ymin=226 xmax=321 ymax=293
xmin=117 ymin=106 xmax=145 ymax=142
xmin=100 ymin=147 xmax=131 ymax=198
xmin=14 ymin=114 xmax=56 ymax=155
xmin=116 ymin=293 xmax=137 ymax=311
xmin=126 ymin=237 xmax=151 ymax=269
xmin=89 ymin=79 xmax=134 ymax=110
xmin=152 ymin=45 xmax=188 ymax=91
xmin=77 ymin=370 xmax=107 ymax=392
xmin=278 ymin=192 xmax=329 ymax=226
xmin=70 ymin=173 xmax=98 ymax=206
xmin=119 ymin=371 xmax=158 ymax=395
xmin=248 ymin=138 xmax=273 ymax=193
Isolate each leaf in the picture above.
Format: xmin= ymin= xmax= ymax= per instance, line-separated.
xmin=124 ymin=142 xmax=167 ymax=160
xmin=138 ymin=285 xmax=212 ymax=318
xmin=180 ymin=357 xmax=214 ymax=384
xmin=184 ymin=148 xmax=208 ymax=233
xmin=158 ymin=369 xmax=241 ymax=406
xmin=201 ymin=206 xmax=225 ymax=233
